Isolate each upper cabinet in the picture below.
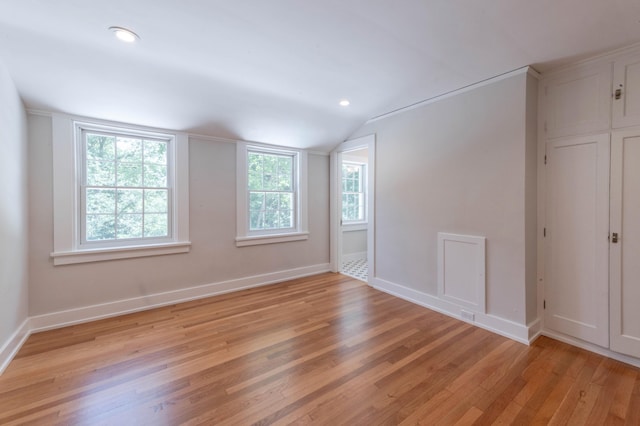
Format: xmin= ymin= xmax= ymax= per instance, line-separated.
xmin=543 ymin=63 xmax=612 ymax=139
xmin=613 ymin=54 xmax=640 ymax=129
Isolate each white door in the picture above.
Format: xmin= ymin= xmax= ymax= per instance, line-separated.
xmin=610 ymin=130 xmax=640 ymax=357
xmin=545 ymin=134 xmax=610 ymax=347
xmin=613 ymin=54 xmax=640 ymax=129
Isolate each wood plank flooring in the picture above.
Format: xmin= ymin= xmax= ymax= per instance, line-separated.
xmin=1 ymin=272 xmax=639 ymax=425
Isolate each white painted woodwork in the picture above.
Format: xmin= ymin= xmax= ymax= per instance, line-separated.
xmin=544 ymin=63 xmax=612 ymax=139
xmin=610 ymin=129 xmax=640 ymax=358
xmin=613 ymin=54 xmax=640 ymax=129
xmin=437 ymin=233 xmax=486 ymax=313
xmin=544 ymin=134 xmax=610 ymax=347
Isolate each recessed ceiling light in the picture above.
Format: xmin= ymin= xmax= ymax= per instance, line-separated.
xmin=339 ymin=99 xmax=350 ymax=107
xmin=109 ymin=26 xmax=139 ymax=43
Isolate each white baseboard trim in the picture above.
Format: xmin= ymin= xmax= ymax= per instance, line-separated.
xmin=542 ymin=329 xmax=640 ymax=369
xmin=342 ymin=251 xmax=367 ymax=263
xmin=527 ymin=318 xmax=543 ymax=342
xmin=0 ymin=263 xmax=330 ymax=375
xmin=0 ymin=318 xmax=31 ymax=375
xmin=371 ymin=277 xmax=532 ymax=345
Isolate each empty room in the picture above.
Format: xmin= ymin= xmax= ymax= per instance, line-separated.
xmin=1 ymin=1 xmax=640 ymax=424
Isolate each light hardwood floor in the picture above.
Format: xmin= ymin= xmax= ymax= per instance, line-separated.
xmin=1 ymin=273 xmax=639 ymax=425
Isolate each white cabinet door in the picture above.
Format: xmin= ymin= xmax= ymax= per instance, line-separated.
xmin=544 ymin=63 xmax=612 ymax=139
xmin=545 ymin=134 xmax=610 ymax=347
xmin=613 ymin=54 xmax=640 ymax=129
xmin=610 ymin=129 xmax=640 ymax=357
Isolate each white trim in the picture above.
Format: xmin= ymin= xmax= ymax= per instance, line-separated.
xmin=0 ymin=319 xmax=30 ymax=375
xmin=51 ymin=114 xmax=190 ymax=264
xmin=342 ymin=251 xmax=367 ymax=263
xmin=542 ymin=41 xmax=640 ymax=79
xmin=51 ymin=242 xmax=191 ymax=265
xmin=367 ymin=67 xmax=534 ymax=124
xmin=371 ymin=276 xmax=532 ymax=345
xmin=543 ymin=329 xmax=640 ymax=369
xmin=235 ymin=232 xmax=309 ymax=247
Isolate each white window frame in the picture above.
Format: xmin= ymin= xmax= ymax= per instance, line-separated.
xmin=236 ymin=141 xmax=308 ymax=247
xmin=50 ymin=114 xmax=190 ymax=265
xmin=341 ymin=160 xmax=367 ymax=227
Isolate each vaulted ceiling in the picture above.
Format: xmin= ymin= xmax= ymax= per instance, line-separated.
xmin=1 ymin=1 xmax=639 ymax=151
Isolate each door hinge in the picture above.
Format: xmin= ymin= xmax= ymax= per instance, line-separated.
xmin=544 ymin=155 xmax=547 ymax=165
xmin=543 ymin=300 xmax=546 ymax=309
xmin=543 ymin=227 xmax=546 ymax=237
xmin=544 ymin=122 xmax=547 ymax=133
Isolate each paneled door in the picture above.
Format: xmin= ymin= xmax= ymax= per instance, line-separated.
xmin=545 ymin=134 xmax=610 ymax=347
xmin=610 ymin=129 xmax=640 ymax=357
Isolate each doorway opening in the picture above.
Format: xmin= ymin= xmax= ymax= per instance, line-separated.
xmin=330 ymin=135 xmax=375 ymax=284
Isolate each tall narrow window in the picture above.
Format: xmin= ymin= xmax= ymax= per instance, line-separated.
xmin=82 ymin=130 xmax=171 ymax=245
xmin=342 ymin=162 xmax=366 ymax=223
xmin=248 ymin=150 xmax=295 ymax=231
xmin=236 ymin=142 xmax=308 ymax=246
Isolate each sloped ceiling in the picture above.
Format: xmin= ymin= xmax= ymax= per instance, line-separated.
xmin=0 ymin=0 xmax=639 ymax=151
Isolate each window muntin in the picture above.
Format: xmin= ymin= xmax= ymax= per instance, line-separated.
xmin=80 ymin=128 xmax=172 ymax=246
xmin=342 ymin=162 xmax=366 ymax=223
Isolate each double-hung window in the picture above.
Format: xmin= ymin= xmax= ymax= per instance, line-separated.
xmin=81 ymin=129 xmax=171 ymax=244
xmin=236 ymin=142 xmax=308 ymax=246
xmin=342 ymin=162 xmax=366 ymax=224
xmin=51 ymin=115 xmax=190 ymax=265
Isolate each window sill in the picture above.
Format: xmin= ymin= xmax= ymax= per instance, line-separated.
xmin=235 ymin=232 xmax=309 ymax=247
xmin=50 ymin=242 xmax=191 ymax=265
xmin=342 ymin=223 xmax=368 ymax=232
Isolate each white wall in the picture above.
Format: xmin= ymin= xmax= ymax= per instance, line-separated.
xmin=0 ymin=62 xmax=28 ymax=368
xmin=342 ymin=229 xmax=367 ymax=256
xmin=28 ymin=114 xmax=329 ymax=316
xmin=349 ymin=71 xmax=537 ymax=328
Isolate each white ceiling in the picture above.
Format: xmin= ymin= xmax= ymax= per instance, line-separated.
xmin=0 ymin=1 xmax=639 ymax=151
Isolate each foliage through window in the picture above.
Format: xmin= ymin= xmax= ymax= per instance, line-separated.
xmin=82 ymin=130 xmax=170 ymax=243
xmin=342 ymin=162 xmax=365 ymax=223
xmin=248 ymin=150 xmax=294 ymax=231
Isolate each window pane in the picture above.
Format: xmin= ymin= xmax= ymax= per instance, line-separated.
xmin=264 ymin=210 xmax=278 ymax=229
xmin=279 ymin=210 xmax=293 ymax=228
xmin=117 ymin=213 xmax=143 ymax=239
xmin=86 ymin=189 xmax=115 ymax=214
xmin=279 ymin=193 xmax=292 ymax=210
xmin=144 ymin=189 xmax=168 ymax=213
xmin=250 ymin=210 xmax=263 ymax=230
xmin=86 ymin=134 xmax=115 ymax=161
xmin=117 ymin=137 xmax=143 ymax=162
xmin=144 ymin=213 xmax=168 ymax=237
xmin=265 ymin=193 xmax=279 ymax=210
xmin=278 ymin=157 xmax=292 ymax=191
xmin=144 ymin=164 xmax=167 ymax=187
xmin=144 ymin=140 xmax=167 ymax=164
xmin=87 ymin=160 xmax=115 ymax=186
xmin=117 ymin=163 xmax=143 ymax=187
xmin=86 ymin=214 xmax=116 ymax=241
xmin=248 ymin=170 xmax=262 ymax=190
xmin=117 ymin=189 xmax=143 ymax=213
xmin=262 ymin=155 xmax=277 ymax=190
xmin=249 ymin=192 xmax=265 ymax=211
